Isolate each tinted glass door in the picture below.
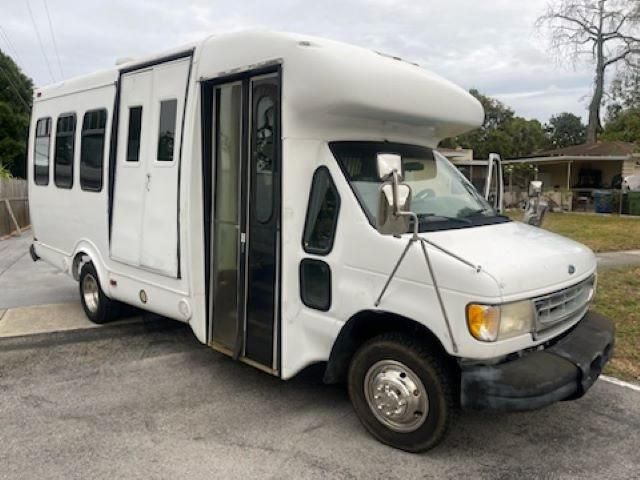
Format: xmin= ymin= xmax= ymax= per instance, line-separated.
xmin=245 ymin=75 xmax=279 ymax=366
xmin=211 ymin=83 xmax=243 ymax=350
xmin=209 ymin=72 xmax=280 ymax=370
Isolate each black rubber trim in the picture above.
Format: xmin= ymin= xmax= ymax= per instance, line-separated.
xmin=460 ymin=311 xmax=615 ymax=411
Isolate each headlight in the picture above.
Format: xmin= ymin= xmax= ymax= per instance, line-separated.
xmin=466 ymin=300 xmax=535 ymax=342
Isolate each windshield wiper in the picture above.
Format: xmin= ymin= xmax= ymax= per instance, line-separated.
xmin=461 ymin=208 xmax=491 ymax=218
xmin=417 ymin=213 xmax=472 ymax=225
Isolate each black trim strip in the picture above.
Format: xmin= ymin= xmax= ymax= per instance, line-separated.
xmin=118 ymin=50 xmax=194 ymax=75
xmin=175 ymin=53 xmax=195 ymax=279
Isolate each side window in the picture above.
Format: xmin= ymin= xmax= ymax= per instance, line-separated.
xmin=157 ymin=99 xmax=177 ymax=161
xmin=300 ymin=259 xmax=332 ymax=311
xmin=303 ymin=167 xmax=341 ymax=254
xmin=54 ymin=113 xmax=76 ymax=189
xmin=80 ymin=109 xmax=107 ymax=191
xmin=126 ymin=106 xmax=142 ymax=162
xmin=34 ymin=117 xmax=51 ymax=185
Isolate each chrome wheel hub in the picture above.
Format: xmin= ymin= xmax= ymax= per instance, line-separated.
xmin=82 ymin=273 xmax=100 ymax=314
xmin=364 ymin=360 xmax=429 ymax=433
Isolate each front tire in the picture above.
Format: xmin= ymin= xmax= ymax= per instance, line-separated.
xmin=79 ymin=262 xmax=116 ymax=324
xmin=348 ymin=333 xmax=455 ymax=452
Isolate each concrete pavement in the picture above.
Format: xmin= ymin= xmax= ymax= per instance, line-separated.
xmin=0 ymin=231 xmax=77 ymax=309
xmin=596 ymin=249 xmax=640 ymax=269
xmin=0 ymin=319 xmax=639 ymax=479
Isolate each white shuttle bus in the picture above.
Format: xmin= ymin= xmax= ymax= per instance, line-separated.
xmin=28 ymin=31 xmax=614 ymax=452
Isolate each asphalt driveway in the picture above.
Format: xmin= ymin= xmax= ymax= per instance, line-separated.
xmin=1 ymin=232 xmax=640 ymax=479
xmin=0 ymin=319 xmax=639 ymax=480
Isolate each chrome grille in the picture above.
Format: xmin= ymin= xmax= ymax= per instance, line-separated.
xmin=534 ymin=275 xmax=595 ymax=333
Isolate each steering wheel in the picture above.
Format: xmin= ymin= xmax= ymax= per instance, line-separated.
xmin=414 ymin=188 xmax=435 ymax=201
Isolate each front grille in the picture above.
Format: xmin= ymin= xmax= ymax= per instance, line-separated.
xmin=533 ymin=275 xmax=595 ymax=335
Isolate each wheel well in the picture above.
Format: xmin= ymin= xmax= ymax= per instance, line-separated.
xmin=323 ymin=310 xmax=453 ymax=384
xmin=71 ymin=252 xmax=91 ymax=281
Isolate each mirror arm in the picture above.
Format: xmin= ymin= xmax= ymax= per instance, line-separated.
xmin=391 ymin=170 xmax=400 ymax=215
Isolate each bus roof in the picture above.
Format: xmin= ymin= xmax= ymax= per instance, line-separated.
xmin=35 ymin=30 xmax=483 ymax=144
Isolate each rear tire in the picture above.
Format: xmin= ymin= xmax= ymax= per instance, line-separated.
xmin=79 ymin=262 xmax=116 ymax=324
xmin=347 ymin=332 xmax=455 ymax=453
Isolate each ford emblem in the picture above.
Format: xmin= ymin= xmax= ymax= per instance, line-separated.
xmin=568 ymin=265 xmax=576 ymax=275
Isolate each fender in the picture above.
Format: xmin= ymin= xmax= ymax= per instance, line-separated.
xmin=323 ymin=310 xmax=450 ymax=384
xmin=71 ymin=239 xmax=112 ymax=297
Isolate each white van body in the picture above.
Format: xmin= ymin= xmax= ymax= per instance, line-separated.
xmin=28 ymin=31 xmax=614 ymax=451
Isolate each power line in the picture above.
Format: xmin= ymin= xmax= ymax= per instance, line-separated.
xmin=26 ymin=0 xmax=55 ymax=83
xmin=42 ymin=0 xmax=63 ymax=78
xmin=0 ymin=63 xmax=31 ymax=111
xmin=0 ymin=24 xmax=24 ymax=67
xmin=0 ymin=25 xmax=31 ymax=100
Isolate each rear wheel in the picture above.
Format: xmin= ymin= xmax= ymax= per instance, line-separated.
xmin=79 ymin=262 xmax=116 ymax=324
xmin=347 ymin=333 xmax=455 ymax=452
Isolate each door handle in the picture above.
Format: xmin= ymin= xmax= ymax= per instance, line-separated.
xmin=145 ymin=173 xmax=151 ymax=192
xmin=240 ymin=232 xmax=246 ymax=253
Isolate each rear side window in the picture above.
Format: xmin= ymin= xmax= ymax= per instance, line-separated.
xmin=34 ymin=118 xmax=51 ymax=185
xmin=303 ymin=167 xmax=341 ymax=254
xmin=126 ymin=106 xmax=142 ymax=162
xmin=54 ymin=114 xmax=76 ymax=188
xmin=80 ymin=109 xmax=107 ymax=191
xmin=157 ymin=99 xmax=177 ymax=161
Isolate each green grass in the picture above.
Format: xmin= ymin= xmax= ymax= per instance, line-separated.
xmin=507 ymin=210 xmax=640 ymax=252
xmin=592 ymin=267 xmax=640 ymax=382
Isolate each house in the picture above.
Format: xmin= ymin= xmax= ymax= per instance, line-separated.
xmin=506 ymin=141 xmax=640 ymax=212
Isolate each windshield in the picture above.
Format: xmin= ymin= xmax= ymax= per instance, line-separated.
xmin=330 ymin=141 xmax=509 ymax=232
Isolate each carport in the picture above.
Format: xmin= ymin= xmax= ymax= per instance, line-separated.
xmin=507 ymin=141 xmax=640 ymax=212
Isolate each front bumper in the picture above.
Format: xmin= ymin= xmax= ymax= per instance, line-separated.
xmin=461 ymin=311 xmax=615 ymax=411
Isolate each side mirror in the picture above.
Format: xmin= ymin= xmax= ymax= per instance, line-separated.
xmin=377 ymin=153 xmax=402 ymax=180
xmin=528 ymin=180 xmax=543 ymax=197
xmin=377 ymin=183 xmax=412 ymax=235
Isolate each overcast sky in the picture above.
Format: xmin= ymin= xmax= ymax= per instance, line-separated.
xmin=1 ymin=0 xmax=597 ymax=123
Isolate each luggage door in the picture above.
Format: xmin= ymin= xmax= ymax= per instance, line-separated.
xmin=208 ymin=72 xmax=280 ymax=371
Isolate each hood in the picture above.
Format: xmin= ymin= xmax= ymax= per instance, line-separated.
xmin=425 ymin=221 xmax=596 ymax=298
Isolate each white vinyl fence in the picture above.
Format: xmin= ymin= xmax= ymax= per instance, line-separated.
xmin=0 ymin=178 xmax=29 ymax=237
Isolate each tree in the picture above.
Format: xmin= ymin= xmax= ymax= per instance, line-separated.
xmin=537 ymin=0 xmax=640 ymax=144
xmin=602 ymin=107 xmax=640 ymax=141
xmin=439 ymin=90 xmax=548 ymax=159
xmin=546 ymin=112 xmax=587 ymax=147
xmin=0 ymin=49 xmax=33 ymax=178
xmin=605 ymin=67 xmax=640 ymax=121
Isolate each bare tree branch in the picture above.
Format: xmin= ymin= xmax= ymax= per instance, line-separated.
xmin=537 ymin=0 xmax=640 ymax=143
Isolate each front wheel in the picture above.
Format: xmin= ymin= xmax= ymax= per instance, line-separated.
xmin=347 ymin=333 xmax=456 ymax=452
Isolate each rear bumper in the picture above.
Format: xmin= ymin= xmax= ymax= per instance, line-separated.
xmin=460 ymin=311 xmax=615 ymax=411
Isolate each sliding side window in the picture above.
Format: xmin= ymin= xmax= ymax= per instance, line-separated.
xmin=54 ymin=113 xmax=76 ymax=189
xmin=80 ymin=109 xmax=107 ymax=191
xmin=303 ymin=167 xmax=341 ymax=254
xmin=34 ymin=117 xmax=51 ymax=185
